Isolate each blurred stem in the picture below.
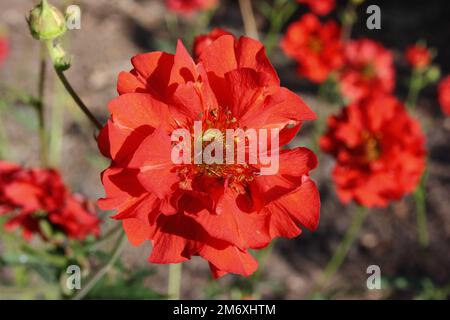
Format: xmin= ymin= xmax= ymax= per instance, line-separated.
xmin=406 ymin=69 xmax=423 ymax=109
xmin=414 ymin=173 xmax=429 ymax=247
xmin=321 ymin=206 xmax=369 ymax=285
xmin=45 ymin=41 xmax=102 ymax=130
xmin=239 ymin=0 xmax=259 ymax=39
xmin=264 ymin=0 xmax=298 ymax=56
xmin=168 ymin=263 xmax=182 ymax=300
xmin=49 ymin=82 xmax=64 ymax=166
xmin=186 ymin=8 xmax=216 ymax=50
xmin=37 ymin=43 xmax=49 ymax=167
xmin=72 ymin=230 xmax=127 ymax=300
xmin=341 ymin=0 xmax=360 ymax=42
xmin=165 ymin=13 xmax=180 ymax=41
xmin=0 ymin=103 xmax=10 ymax=159
xmin=84 ymin=223 xmax=122 ymax=251
xmin=251 ymin=240 xmax=275 ymax=283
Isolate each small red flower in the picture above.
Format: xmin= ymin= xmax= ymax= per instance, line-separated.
xmin=438 ymin=75 xmax=450 ymax=116
xmin=166 ymin=0 xmax=218 ymax=15
xmin=98 ymin=35 xmax=320 ymax=278
xmin=0 ymin=161 xmax=100 ymax=241
xmin=320 ymin=95 xmax=426 ymax=208
xmin=297 ymin=0 xmax=335 ymax=16
xmin=0 ymin=35 xmax=8 ymax=66
xmin=339 ymin=39 xmax=395 ymax=103
xmin=281 ymin=14 xmax=343 ymax=83
xmin=405 ymin=44 xmax=431 ymax=69
xmin=193 ymin=28 xmax=232 ymax=60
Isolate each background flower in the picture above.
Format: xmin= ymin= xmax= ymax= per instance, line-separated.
xmin=339 ymin=39 xmax=395 ymax=103
xmin=438 ymin=75 xmax=450 ymax=116
xmin=320 ymin=95 xmax=426 ymax=208
xmin=0 ymin=34 xmax=8 ymax=66
xmin=281 ymin=14 xmax=343 ymax=83
xmin=166 ymin=0 xmax=218 ymax=15
xmin=0 ymin=161 xmax=100 ymax=241
xmin=297 ymin=0 xmax=336 ymax=16
xmin=405 ymin=44 xmax=431 ymax=69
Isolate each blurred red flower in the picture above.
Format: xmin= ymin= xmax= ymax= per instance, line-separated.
xmin=193 ymin=28 xmax=232 ymax=60
xmin=0 ymin=35 xmax=8 ymax=66
xmin=438 ymin=75 xmax=450 ymax=116
xmin=166 ymin=0 xmax=217 ymax=15
xmin=297 ymin=0 xmax=335 ymax=16
xmin=405 ymin=44 xmax=431 ymax=69
xmin=0 ymin=161 xmax=100 ymax=241
xmin=98 ymin=35 xmax=320 ymax=278
xmin=281 ymin=14 xmax=343 ymax=83
xmin=320 ymin=95 xmax=426 ymax=208
xmin=339 ymin=39 xmax=395 ymax=103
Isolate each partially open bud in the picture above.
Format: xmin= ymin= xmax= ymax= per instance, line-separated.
xmin=47 ymin=41 xmax=71 ymax=71
xmin=27 ymin=0 xmax=66 ymax=41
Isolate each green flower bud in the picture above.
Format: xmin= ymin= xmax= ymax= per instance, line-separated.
xmin=47 ymin=41 xmax=71 ymax=71
xmin=27 ymin=0 xmax=66 ymax=41
xmin=425 ymin=65 xmax=441 ymax=84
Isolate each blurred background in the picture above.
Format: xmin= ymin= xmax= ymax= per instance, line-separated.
xmin=0 ymin=0 xmax=449 ymax=299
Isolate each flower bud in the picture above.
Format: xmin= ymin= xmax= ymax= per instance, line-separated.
xmin=27 ymin=0 xmax=66 ymax=41
xmin=48 ymin=41 xmax=71 ymax=71
xmin=425 ymin=65 xmax=441 ymax=84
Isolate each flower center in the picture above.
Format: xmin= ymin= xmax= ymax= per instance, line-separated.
xmin=308 ymin=37 xmax=323 ymax=53
xmin=361 ymin=131 xmax=381 ymax=162
xmin=176 ymin=107 xmax=260 ymax=194
xmin=361 ymin=63 xmax=376 ymax=80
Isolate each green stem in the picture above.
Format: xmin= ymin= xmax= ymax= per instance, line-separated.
xmin=53 ymin=68 xmax=102 ymax=130
xmin=72 ymin=231 xmax=127 ymax=300
xmin=37 ymin=43 xmax=49 ymax=167
xmin=322 ymin=206 xmax=369 ymax=284
xmin=45 ymin=41 xmax=102 ymax=130
xmin=414 ymin=175 xmax=429 ymax=247
xmin=264 ymin=0 xmax=298 ymax=56
xmin=167 ymin=263 xmax=182 ymax=300
xmin=406 ymin=69 xmax=423 ymax=109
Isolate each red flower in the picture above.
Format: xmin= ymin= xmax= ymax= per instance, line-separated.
xmin=438 ymin=75 xmax=450 ymax=116
xmin=281 ymin=14 xmax=343 ymax=83
xmin=166 ymin=0 xmax=218 ymax=15
xmin=405 ymin=44 xmax=431 ymax=69
xmin=0 ymin=35 xmax=8 ymax=66
xmin=193 ymin=28 xmax=232 ymax=60
xmin=320 ymin=95 xmax=426 ymax=208
xmin=98 ymin=35 xmax=320 ymax=278
xmin=339 ymin=39 xmax=395 ymax=103
xmin=0 ymin=161 xmax=100 ymax=241
xmin=297 ymin=0 xmax=335 ymax=16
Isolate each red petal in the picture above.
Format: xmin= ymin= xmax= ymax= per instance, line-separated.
xmin=200 ymin=242 xmax=258 ymax=278
xmin=192 ymin=188 xmax=270 ymax=249
xmin=123 ymin=218 xmax=152 ymax=246
xmin=108 ymin=93 xmax=175 ymax=132
xmin=265 ymin=177 xmax=321 ymax=234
